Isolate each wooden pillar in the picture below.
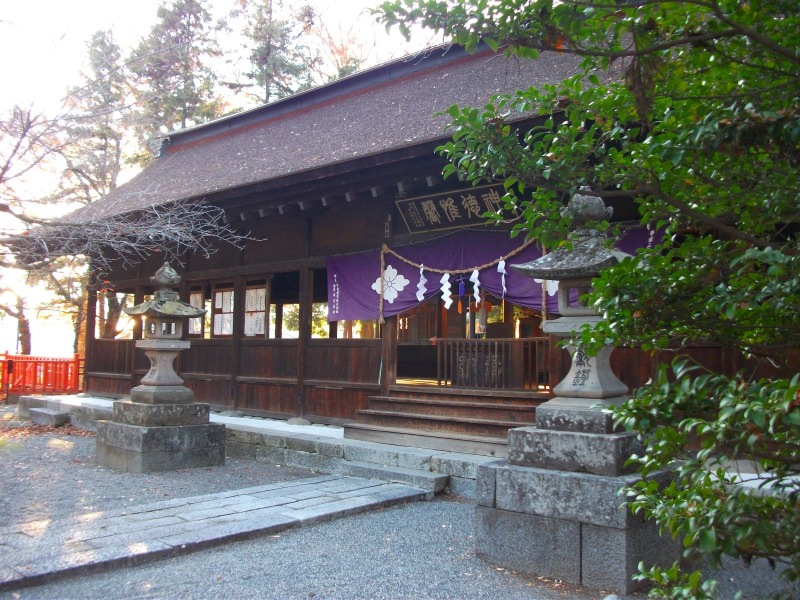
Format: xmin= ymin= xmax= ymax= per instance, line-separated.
xmin=263 ymin=276 xmax=273 ymax=339
xmin=275 ymin=303 xmax=283 ymax=338
xmin=296 ymin=268 xmax=314 ymax=419
xmin=380 ymin=315 xmax=398 ymax=395
xmin=84 ymin=287 xmax=97 ymax=371
xmin=131 ymin=285 xmax=145 ymax=385
xmin=231 ymin=275 xmax=246 ymax=410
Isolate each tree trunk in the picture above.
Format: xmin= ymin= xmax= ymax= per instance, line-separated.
xmin=16 ymin=297 xmax=31 ymax=355
xmin=101 ymin=291 xmax=124 ymax=339
xmin=72 ymin=293 xmax=86 ymax=354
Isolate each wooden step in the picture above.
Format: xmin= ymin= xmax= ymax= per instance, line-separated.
xmin=344 ymin=422 xmax=508 ymax=458
xmin=357 ymin=409 xmax=533 ymax=438
xmin=367 ymin=395 xmax=539 ymax=421
xmin=388 ymin=385 xmax=550 ymax=403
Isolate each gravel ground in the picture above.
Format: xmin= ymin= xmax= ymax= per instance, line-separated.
xmin=0 ymin=405 xmax=612 ymax=600
xmin=0 ymin=406 xmax=316 ymax=525
xmin=1 ymin=404 xmax=795 ymax=600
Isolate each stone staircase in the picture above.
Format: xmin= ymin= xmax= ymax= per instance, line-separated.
xmin=348 ymin=385 xmax=547 ymax=455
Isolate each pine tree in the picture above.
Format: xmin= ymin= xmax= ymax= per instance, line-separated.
xmin=59 ymin=29 xmax=128 ymax=205
xmin=227 ymin=0 xmax=316 ymax=105
xmin=128 ymin=0 xmax=225 ymax=163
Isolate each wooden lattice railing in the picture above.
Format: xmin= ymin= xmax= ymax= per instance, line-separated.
xmin=0 ymin=352 xmax=83 ymax=395
xmin=436 ymin=338 xmax=549 ymax=390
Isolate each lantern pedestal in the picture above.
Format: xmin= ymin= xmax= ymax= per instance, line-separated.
xmin=475 ymin=193 xmax=678 ymax=594
xmin=95 ymin=262 xmax=225 ymax=473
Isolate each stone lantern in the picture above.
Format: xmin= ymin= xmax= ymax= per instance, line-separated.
xmin=512 ymin=188 xmax=630 ymax=412
xmin=95 ymin=262 xmax=225 ymax=473
xmin=124 ymin=262 xmax=204 ymax=405
xmin=473 ymin=191 xmax=678 ymax=594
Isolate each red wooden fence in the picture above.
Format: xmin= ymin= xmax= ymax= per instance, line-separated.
xmin=0 ymin=352 xmax=83 ymax=396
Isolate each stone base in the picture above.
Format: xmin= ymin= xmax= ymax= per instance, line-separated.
xmin=130 ymin=384 xmax=195 ymax=404
xmin=508 ymin=426 xmax=642 ymax=476
xmin=95 ymin=420 xmax=225 ymax=473
xmin=476 ymin=506 xmax=674 ymax=593
xmin=535 ymin=398 xmax=629 ymax=434
xmin=475 ymin=461 xmax=679 ymax=594
xmin=112 ymin=400 xmax=210 ymax=427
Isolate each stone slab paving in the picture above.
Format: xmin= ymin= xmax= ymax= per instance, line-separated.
xmin=0 ymin=475 xmax=429 ymax=592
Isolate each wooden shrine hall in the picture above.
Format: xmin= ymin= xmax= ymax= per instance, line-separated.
xmin=78 ymin=44 xmax=719 ymax=454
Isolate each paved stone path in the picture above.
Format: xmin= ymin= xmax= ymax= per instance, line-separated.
xmin=0 ymin=475 xmax=429 ymax=592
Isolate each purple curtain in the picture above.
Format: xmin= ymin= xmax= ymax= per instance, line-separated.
xmin=326 ymin=227 xmax=655 ymax=322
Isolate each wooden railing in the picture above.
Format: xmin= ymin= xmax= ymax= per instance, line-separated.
xmin=0 ymin=352 xmax=83 ymax=395
xmin=437 ymin=338 xmax=549 ymax=390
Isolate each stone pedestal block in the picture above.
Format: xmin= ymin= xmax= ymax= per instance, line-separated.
xmin=507 ymin=426 xmax=642 ymax=476
xmin=96 ymin=420 xmax=225 ymax=473
xmin=475 ymin=460 xmax=680 ymax=594
xmin=112 ymin=400 xmax=210 ymax=427
xmin=582 ymin=521 xmax=673 ymax=592
xmin=475 ymin=506 xmax=581 ymax=584
xmin=535 ymin=399 xmax=625 ymax=434
xmin=130 ymin=384 xmax=195 ymax=404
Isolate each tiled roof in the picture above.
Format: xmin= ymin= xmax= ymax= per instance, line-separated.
xmin=76 ymin=46 xmax=581 ymax=220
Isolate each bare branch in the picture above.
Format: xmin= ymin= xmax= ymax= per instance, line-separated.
xmin=1 ymin=199 xmax=261 ymax=275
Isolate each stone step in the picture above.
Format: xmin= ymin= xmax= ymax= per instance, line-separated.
xmin=367 ymin=395 xmax=538 ymax=421
xmin=389 ymin=385 xmax=549 ymax=402
xmin=28 ymin=407 xmax=70 ymax=427
xmin=344 ymin=422 xmax=508 ymax=458
xmin=357 ymin=409 xmax=532 ymax=438
xmin=330 ymin=460 xmax=448 ymax=495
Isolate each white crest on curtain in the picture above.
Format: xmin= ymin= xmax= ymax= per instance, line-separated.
xmin=439 ymin=273 xmax=453 ymax=309
xmin=497 ymin=259 xmax=507 ymax=297
xmin=469 ymin=269 xmax=481 ymax=307
xmin=416 ymin=265 xmax=428 ymax=302
xmin=371 ymin=264 xmax=409 ymax=304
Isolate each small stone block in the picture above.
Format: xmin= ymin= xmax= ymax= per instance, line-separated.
xmin=431 ymin=452 xmax=499 ymax=479
xmin=284 ymin=434 xmax=321 ymax=454
xmin=284 ymin=449 xmax=320 ymax=471
xmin=447 ymin=476 xmax=477 ymax=499
xmin=475 ymin=460 xmax=505 ymax=507
xmin=225 ymin=440 xmax=257 ymax=460
xmin=255 ymin=445 xmax=287 ymax=465
xmin=29 ymin=408 xmax=69 ymax=427
xmin=341 ymin=439 xmax=433 ymax=471
xmin=475 ymin=506 xmax=582 ymax=585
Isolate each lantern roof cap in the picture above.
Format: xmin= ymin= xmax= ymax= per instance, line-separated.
xmin=123 ymin=262 xmax=205 ymax=319
xmin=512 ymin=190 xmax=630 ymax=280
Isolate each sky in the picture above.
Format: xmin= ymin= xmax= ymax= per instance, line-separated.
xmin=0 ymin=0 xmax=433 ymax=355
xmin=0 ymin=0 xmax=432 ymax=113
